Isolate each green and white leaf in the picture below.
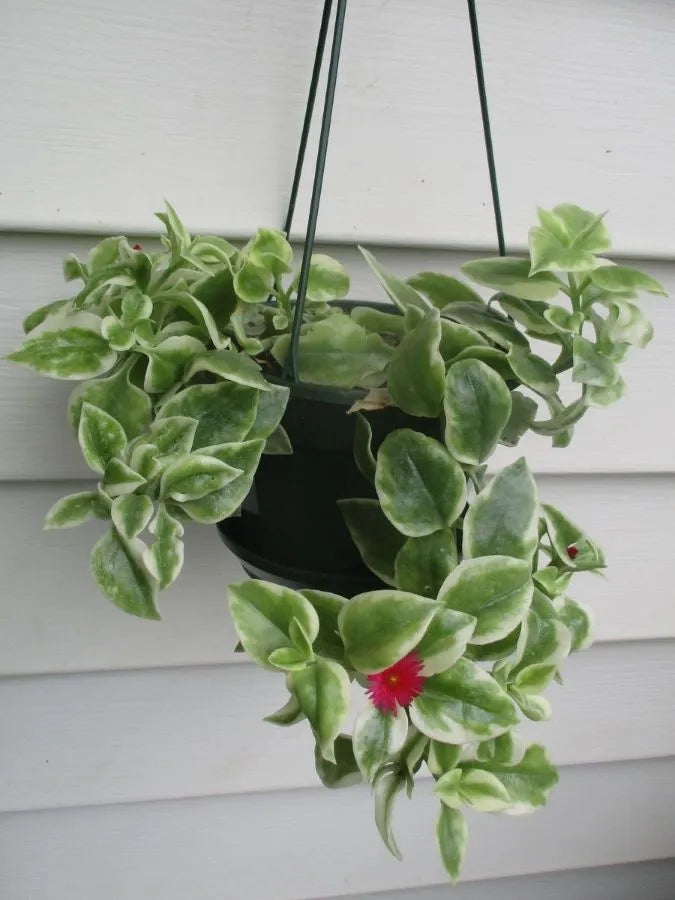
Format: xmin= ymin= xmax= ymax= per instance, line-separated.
xmin=529 ymin=205 xmax=611 ymax=274
xmin=111 ymin=494 xmax=154 ymax=540
xmin=160 ymin=453 xmax=242 ymax=502
xmin=314 ymin=735 xmax=362 ymax=788
xmin=233 ymin=259 xmax=274 ymax=303
xmin=461 ymin=257 xmax=562 ymax=301
xmin=544 ymin=305 xmax=583 ymax=333
xmin=511 ymin=663 xmax=558 ymax=695
xmin=410 ymin=658 xmax=517 ymax=743
xmin=142 ymin=335 xmax=206 ymax=393
xmin=438 ymin=556 xmax=533 ymax=644
xmin=227 ymin=579 xmax=320 ymax=670
xmin=436 ymin=805 xmax=468 ymax=883
xmin=90 ymin=528 xmax=159 ymax=620
xmin=289 ymin=658 xmax=351 ymax=763
xmin=500 ymin=391 xmax=538 ymax=447
xmin=184 ymin=349 xmax=270 ymax=391
xmin=78 ymin=403 xmax=128 ymax=474
xmin=586 ymin=377 xmax=627 ymax=408
xmin=394 ymin=528 xmax=458 ymax=598
xmin=509 ymin=689 xmax=552 ymax=722
xmin=351 ymin=306 xmax=405 ymax=336
xmin=247 ymin=227 xmax=293 ymax=276
xmin=463 ymin=458 xmax=538 ymax=562
xmin=149 ymin=416 xmax=199 ymax=460
xmin=451 ymin=345 xmax=513 ymax=382
xmin=497 ymin=295 xmax=558 ymax=335
xmin=441 ymin=301 xmax=529 ymax=349
xmin=179 ymin=439 xmax=265 ymax=523
xmin=142 ymin=504 xmax=185 ymax=590
xmin=415 ymin=607 xmax=476 ymax=676
xmin=338 ymin=499 xmax=406 ymax=586
xmin=272 ymin=316 xmax=393 ymax=389
xmin=263 ymin=424 xmax=293 ymax=455
xmin=353 ymin=413 xmax=376 ymax=483
xmin=408 ymin=271 xmax=484 ymax=307
xmin=300 ymin=590 xmax=346 ymax=664
xmin=155 ymin=290 xmax=228 ymax=348
xmin=101 ymin=316 xmax=134 ymax=352
xmin=102 ymin=457 xmax=147 ymax=496
xmin=541 ymin=503 xmax=605 ymax=570
xmin=599 ymin=299 xmax=654 ymax=349
xmin=572 ymin=336 xmax=618 ymax=387
xmin=157 ymin=381 xmax=259 ymax=449
xmin=8 ymin=312 xmax=117 ymax=380
xmin=68 ymin=361 xmax=151 ymax=439
xmin=120 ymin=289 xmax=153 ymax=326
xmin=246 ymin=384 xmax=290 ymax=441
xmin=267 ymin=647 xmax=312 ymax=672
xmin=444 ymin=359 xmax=512 ymax=464
xmin=129 ymin=442 xmax=161 ymax=481
xmin=360 ymin=247 xmax=430 ymax=313
xmin=461 ymin=743 xmax=558 ymax=813
xmin=386 ymin=309 xmax=445 ymax=416
xmin=297 ymin=254 xmax=350 ymax=303
xmin=353 ymin=705 xmax=408 ymax=783
xmin=338 ymin=589 xmax=439 ymax=674
xmin=453 ymin=768 xmax=512 ymax=812
xmin=507 ymin=346 xmax=559 ymax=397
xmin=373 ymin=770 xmax=406 ymax=860
xmin=265 ymin=692 xmax=305 ymax=727
xmin=511 ymin=589 xmax=571 ymax=674
xmin=590 ymin=264 xmax=666 ymax=296
xmin=438 ymin=319 xmax=489 ymax=362
xmin=556 ymin=597 xmax=594 ymax=651
xmin=44 ymin=491 xmax=104 ymax=529
xmin=427 ymin=740 xmax=462 ymax=777
xmin=375 ymin=429 xmax=467 ymax=536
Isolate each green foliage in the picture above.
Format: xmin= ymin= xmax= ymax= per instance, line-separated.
xmin=375 ymin=429 xmax=467 ymax=536
xmin=10 ymin=201 xmax=664 ymax=883
xmin=410 ymin=658 xmax=518 ymax=743
xmin=386 ymin=309 xmax=445 ymax=416
xmin=439 ymin=556 xmax=533 ymax=644
xmin=463 ymin=458 xmax=538 ymax=562
xmin=353 ymin=705 xmax=408 ymax=782
xmin=338 ymin=589 xmax=439 ymax=673
xmin=228 ymin=580 xmax=319 ymax=671
xmin=443 ymin=359 xmax=512 ymax=464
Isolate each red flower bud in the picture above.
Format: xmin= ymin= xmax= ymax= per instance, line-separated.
xmin=567 ymin=545 xmax=579 ymax=560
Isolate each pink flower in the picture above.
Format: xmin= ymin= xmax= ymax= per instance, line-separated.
xmin=366 ymin=652 xmax=426 ymax=714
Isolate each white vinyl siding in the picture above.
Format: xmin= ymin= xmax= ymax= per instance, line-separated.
xmin=1 ymin=1 xmax=673 ymax=896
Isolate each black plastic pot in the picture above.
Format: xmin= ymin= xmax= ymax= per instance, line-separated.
xmin=217 ymin=363 xmax=440 ymax=595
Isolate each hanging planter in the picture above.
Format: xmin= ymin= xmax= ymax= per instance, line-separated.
xmin=7 ymin=0 xmax=669 ymax=884
xmin=217 ymin=323 xmax=441 ymax=594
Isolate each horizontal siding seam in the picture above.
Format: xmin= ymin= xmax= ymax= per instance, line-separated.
xmin=2 ymin=754 xmax=674 ymax=819
xmin=1 ymin=230 xmax=675 ymax=263
xmin=2 ymin=635 xmax=674 ymax=682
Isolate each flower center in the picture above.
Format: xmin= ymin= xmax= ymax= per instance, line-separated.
xmin=366 ymin=652 xmax=426 ymax=714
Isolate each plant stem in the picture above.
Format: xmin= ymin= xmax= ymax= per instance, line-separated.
xmin=568 ymin=273 xmax=581 ymax=314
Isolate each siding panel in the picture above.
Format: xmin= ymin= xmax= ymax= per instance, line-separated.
xmin=0 ymin=476 xmax=673 ymax=677
xmin=1 ymin=2 xmax=674 ymax=255
xmin=1 ymin=757 xmax=673 ymax=899
xmin=1 ymin=640 xmax=673 ymax=812
xmin=0 ymin=237 xmax=672 ymax=479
